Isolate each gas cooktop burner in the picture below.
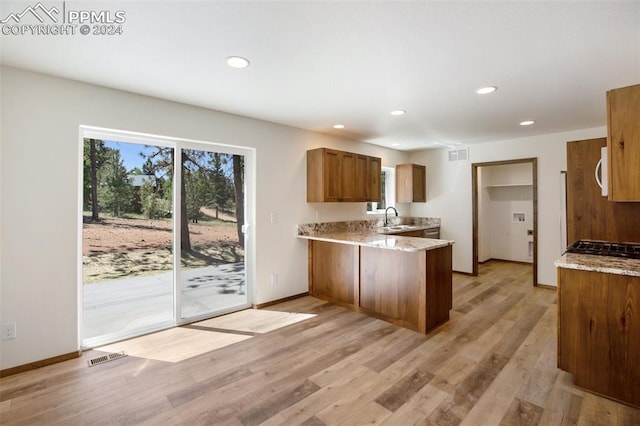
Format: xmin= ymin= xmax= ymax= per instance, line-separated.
xmin=565 ymin=240 xmax=640 ymax=260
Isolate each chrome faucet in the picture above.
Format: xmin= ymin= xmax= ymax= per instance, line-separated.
xmin=384 ymin=206 xmax=398 ymax=226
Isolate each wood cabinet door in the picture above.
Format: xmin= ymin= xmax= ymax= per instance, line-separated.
xmin=339 ymin=151 xmax=357 ymax=201
xmin=360 ymin=246 xmax=426 ymax=332
xmin=607 ymin=84 xmax=640 ymax=201
xmin=323 ymin=149 xmax=340 ymax=202
xmin=354 ymin=155 xmax=368 ymax=202
xmin=309 ymin=241 xmax=359 ymax=307
xmin=396 ymin=164 xmax=413 ymax=203
xmin=307 ymin=148 xmax=382 ymax=202
xmin=396 ymin=164 xmax=426 ymax=202
xmin=368 ymin=157 xmax=382 ymax=202
xmin=412 ymin=165 xmax=426 ymax=202
xmin=566 ymin=138 xmax=640 ymax=243
xmin=558 ymin=268 xmax=640 ymax=406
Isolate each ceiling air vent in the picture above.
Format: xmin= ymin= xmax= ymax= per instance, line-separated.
xmin=448 ymin=148 xmax=468 ymax=162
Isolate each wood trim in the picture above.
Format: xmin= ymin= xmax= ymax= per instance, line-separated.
xmin=418 ymin=250 xmax=427 ymax=333
xmin=480 ymin=258 xmax=533 ymax=266
xmin=472 ymin=163 xmax=479 ymax=276
xmin=252 ymin=292 xmax=309 ymax=309
xmin=353 ymin=245 xmax=361 ymax=307
xmin=534 ymin=283 xmax=557 ymax=291
xmin=532 ymin=158 xmax=538 ymax=286
xmin=308 ymin=240 xmax=314 ymax=293
xmin=472 ymin=158 xmax=538 ymax=287
xmin=0 ymin=350 xmax=82 ymax=378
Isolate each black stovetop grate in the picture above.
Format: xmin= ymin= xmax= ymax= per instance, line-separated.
xmin=565 ymin=240 xmax=640 ymax=260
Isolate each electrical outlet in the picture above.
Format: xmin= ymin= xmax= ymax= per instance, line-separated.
xmin=1 ymin=322 xmax=16 ymax=340
xmin=270 ymin=211 xmax=278 ymax=224
xmin=270 ymin=273 xmax=278 ymax=286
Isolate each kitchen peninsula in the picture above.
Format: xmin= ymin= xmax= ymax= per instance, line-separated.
xmin=298 ymin=219 xmax=453 ymax=334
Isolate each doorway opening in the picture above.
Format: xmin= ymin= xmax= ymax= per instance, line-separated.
xmin=79 ymin=126 xmax=254 ymax=348
xmin=472 ymin=158 xmax=538 ymax=286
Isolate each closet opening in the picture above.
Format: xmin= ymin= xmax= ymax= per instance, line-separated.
xmin=472 ymin=158 xmax=538 ymax=286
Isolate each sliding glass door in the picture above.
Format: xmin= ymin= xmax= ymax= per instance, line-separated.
xmin=82 ymin=140 xmax=175 ymax=347
xmin=179 ymin=148 xmax=247 ymax=320
xmin=80 ymin=129 xmax=252 ymax=347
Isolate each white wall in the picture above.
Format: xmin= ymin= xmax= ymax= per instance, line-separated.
xmin=487 ymin=185 xmax=533 ymax=263
xmin=409 ymin=126 xmax=607 ymax=285
xmin=0 ymin=66 xmax=409 ymax=370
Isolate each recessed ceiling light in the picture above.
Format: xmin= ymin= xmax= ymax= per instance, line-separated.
xmin=226 ymin=56 xmax=250 ymax=68
xmin=391 ymin=143 xmax=401 ymax=147
xmin=476 ymin=86 xmax=497 ymax=95
xmin=333 ymin=124 xmax=345 ymax=129
xmin=520 ymin=120 xmax=535 ymax=126
xmin=390 ymin=110 xmax=406 ymax=116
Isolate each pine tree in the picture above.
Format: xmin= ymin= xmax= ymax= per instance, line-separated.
xmin=98 ymin=149 xmax=133 ymax=217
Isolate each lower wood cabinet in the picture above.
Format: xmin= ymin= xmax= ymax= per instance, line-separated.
xmin=558 ymin=267 xmax=640 ymax=407
xmin=308 ymin=240 xmax=359 ymax=308
xmin=308 ymin=240 xmax=452 ymax=334
xmin=360 ymin=247 xmax=426 ymax=331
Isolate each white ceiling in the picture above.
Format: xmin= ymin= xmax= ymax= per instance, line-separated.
xmin=1 ymin=1 xmax=639 ymax=150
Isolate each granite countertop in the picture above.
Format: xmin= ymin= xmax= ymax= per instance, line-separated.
xmin=297 ymin=231 xmax=454 ymax=252
xmin=555 ymin=253 xmax=640 ymax=278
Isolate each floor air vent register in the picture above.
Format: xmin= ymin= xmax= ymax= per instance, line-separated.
xmin=87 ymin=351 xmax=127 ymax=367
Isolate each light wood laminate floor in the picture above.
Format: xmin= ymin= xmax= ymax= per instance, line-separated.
xmin=1 ymin=260 xmax=639 ymax=425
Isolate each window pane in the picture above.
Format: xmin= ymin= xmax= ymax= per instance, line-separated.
xmin=82 ymin=140 xmax=174 ymax=346
xmin=180 ymin=149 xmax=247 ymax=319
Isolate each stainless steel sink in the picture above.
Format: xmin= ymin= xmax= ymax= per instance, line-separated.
xmin=379 ymin=224 xmax=417 ymax=232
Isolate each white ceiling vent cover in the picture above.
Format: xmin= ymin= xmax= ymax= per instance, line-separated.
xmin=448 ymin=148 xmax=468 ymax=162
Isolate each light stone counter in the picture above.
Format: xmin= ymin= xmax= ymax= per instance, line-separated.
xmin=555 ymin=253 xmax=640 ymax=278
xmin=297 ymin=217 xmax=440 ymax=235
xmin=297 ymin=231 xmax=453 ymax=252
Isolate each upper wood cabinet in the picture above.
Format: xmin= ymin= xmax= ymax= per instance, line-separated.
xmin=607 ymin=83 xmax=640 ymax=201
xmin=307 ymin=148 xmax=382 ymax=202
xmin=566 ymin=138 xmax=640 ymax=244
xmin=396 ymin=164 xmax=426 ymax=202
